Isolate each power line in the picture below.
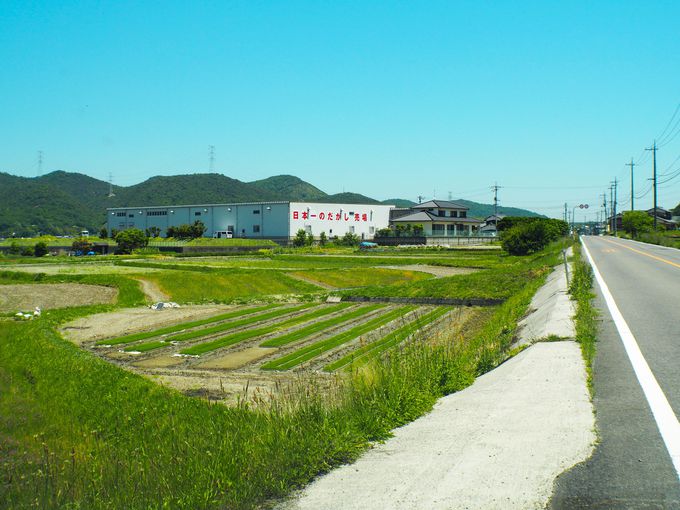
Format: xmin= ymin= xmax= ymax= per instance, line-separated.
xmin=656 ymin=102 xmax=680 ymax=143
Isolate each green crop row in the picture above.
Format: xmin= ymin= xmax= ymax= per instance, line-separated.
xmin=179 ymin=303 xmax=353 ymax=356
xmin=126 ymin=304 xmax=316 ymax=352
xmin=261 ymin=306 xmax=417 ymax=371
xmin=260 ymin=304 xmax=386 ymax=347
xmin=324 ymin=307 xmax=451 ymax=372
xmin=98 ymin=304 xmax=280 ymax=346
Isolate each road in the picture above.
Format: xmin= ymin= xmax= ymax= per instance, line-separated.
xmin=550 ymin=236 xmax=680 ymax=509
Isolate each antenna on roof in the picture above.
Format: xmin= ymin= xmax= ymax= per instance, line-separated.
xmin=417 ymin=195 xmax=424 ymax=204
xmin=107 ymin=172 xmax=116 ymax=197
xmin=209 ymin=145 xmax=215 ymax=172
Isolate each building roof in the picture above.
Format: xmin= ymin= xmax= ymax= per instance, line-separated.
xmin=484 ymin=214 xmax=506 ymax=222
xmin=412 ymin=200 xmax=469 ymax=210
xmin=391 ymin=211 xmax=482 ymax=224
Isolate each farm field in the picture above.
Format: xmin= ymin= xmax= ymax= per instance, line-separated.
xmin=0 ymin=241 xmax=566 ymax=509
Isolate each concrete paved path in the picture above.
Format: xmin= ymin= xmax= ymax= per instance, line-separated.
xmin=281 ymin=342 xmax=594 ymax=510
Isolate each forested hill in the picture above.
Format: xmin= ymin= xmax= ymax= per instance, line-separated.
xmin=0 ymin=171 xmax=543 ymax=236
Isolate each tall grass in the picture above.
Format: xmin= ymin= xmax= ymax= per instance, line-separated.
xmin=570 ymin=241 xmax=597 ymax=392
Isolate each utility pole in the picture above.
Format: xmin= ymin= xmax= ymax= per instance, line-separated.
xmin=646 ymin=141 xmax=658 ymax=229
xmin=626 ymin=158 xmax=635 ymax=211
xmin=208 ymin=145 xmax=215 ymax=173
xmin=610 ymin=178 xmax=618 ymax=235
xmin=491 ymin=182 xmax=502 ymax=217
xmin=601 ymin=193 xmax=608 ymax=233
xmin=564 ymin=202 xmax=567 ymax=222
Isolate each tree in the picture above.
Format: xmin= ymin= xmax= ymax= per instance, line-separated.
xmin=292 ymin=229 xmax=307 ymax=247
xmin=319 ymin=231 xmax=328 ymax=246
xmin=8 ymin=242 xmax=21 ymax=255
xmin=146 ymin=226 xmax=161 ymax=238
xmin=99 ymin=227 xmax=108 ymax=239
xmin=34 ymin=241 xmax=48 ymax=257
xmin=110 ymin=228 xmax=119 ymax=239
xmin=71 ymin=237 xmax=93 ymax=255
xmin=190 ymin=220 xmax=206 ymax=239
xmin=501 ymin=222 xmax=550 ymax=255
xmin=166 ymin=221 xmax=205 ymax=240
xmin=622 ymin=211 xmax=653 ymax=238
xmin=115 ymin=228 xmax=148 ymax=254
xmin=338 ymin=231 xmax=360 ymax=247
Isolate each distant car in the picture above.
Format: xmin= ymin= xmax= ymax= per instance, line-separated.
xmin=212 ymin=230 xmax=233 ymax=239
xmin=359 ymin=241 xmax=378 ymax=250
xmin=87 ymin=251 xmax=96 ymax=256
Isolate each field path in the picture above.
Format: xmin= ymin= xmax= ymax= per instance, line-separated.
xmin=134 ymin=278 xmax=170 ymax=302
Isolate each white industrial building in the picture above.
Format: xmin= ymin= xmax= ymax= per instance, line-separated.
xmin=107 ymin=201 xmax=394 ymax=241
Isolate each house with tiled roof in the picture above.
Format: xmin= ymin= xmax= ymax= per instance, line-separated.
xmin=389 ymin=200 xmax=483 ymax=236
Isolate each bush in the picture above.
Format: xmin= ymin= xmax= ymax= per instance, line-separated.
xmin=115 ymin=229 xmax=149 ymax=255
xmin=292 ymin=229 xmax=307 ymax=247
xmin=99 ymin=227 xmax=109 ymax=239
xmin=34 ymin=242 xmax=48 ymax=257
xmin=166 ymin=221 xmax=206 ymax=240
xmin=501 ymin=222 xmax=549 ymax=255
xmin=319 ymin=232 xmax=328 ymax=246
xmin=71 ymin=237 xmax=93 ymax=254
xmin=20 ymin=245 xmax=35 ymax=257
xmin=338 ymin=232 xmax=360 ymax=247
xmin=8 ymin=241 xmax=21 ymax=255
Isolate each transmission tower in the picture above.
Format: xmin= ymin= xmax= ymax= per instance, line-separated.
xmin=209 ymin=145 xmax=215 ymax=172
xmin=37 ymin=151 xmax=43 ymax=177
xmin=107 ymin=172 xmax=116 ymax=197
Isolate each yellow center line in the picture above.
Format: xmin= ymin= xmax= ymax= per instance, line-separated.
xmin=602 ymin=238 xmax=680 ymax=269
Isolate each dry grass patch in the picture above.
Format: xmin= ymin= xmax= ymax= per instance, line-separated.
xmin=0 ymin=283 xmax=118 ymax=312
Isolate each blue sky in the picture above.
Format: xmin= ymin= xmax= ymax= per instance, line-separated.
xmin=2 ymin=1 xmax=680 ymax=219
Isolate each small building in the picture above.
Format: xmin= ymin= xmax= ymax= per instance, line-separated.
xmin=107 ymin=201 xmax=393 ymax=241
xmin=479 ymin=214 xmax=505 ymax=236
xmin=389 ymin=200 xmax=482 ymax=236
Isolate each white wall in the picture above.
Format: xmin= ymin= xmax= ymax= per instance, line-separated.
xmin=288 ymin=202 xmax=393 ymax=239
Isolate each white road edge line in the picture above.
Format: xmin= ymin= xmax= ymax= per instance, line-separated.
xmin=582 ymin=237 xmax=680 ymax=480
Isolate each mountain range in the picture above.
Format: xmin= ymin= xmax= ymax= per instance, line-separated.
xmin=0 ymin=171 xmax=543 ymax=236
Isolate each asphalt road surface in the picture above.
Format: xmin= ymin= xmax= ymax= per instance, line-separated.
xmin=550 ymin=236 xmax=680 ymax=509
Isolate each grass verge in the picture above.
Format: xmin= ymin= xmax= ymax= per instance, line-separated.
xmin=570 ymin=240 xmax=597 ymax=393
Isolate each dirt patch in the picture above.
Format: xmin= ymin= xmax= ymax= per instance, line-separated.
xmin=1 ymin=263 xmax=163 ymax=275
xmin=133 ymin=355 xmax=187 ymax=369
xmin=195 ymin=347 xmax=279 ymax=370
xmin=0 ymin=283 xmax=118 ymax=312
xmin=133 ymin=278 xmax=170 ymax=302
xmin=60 ymin=304 xmax=235 ymax=345
xmin=381 ymin=264 xmax=479 ymax=278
